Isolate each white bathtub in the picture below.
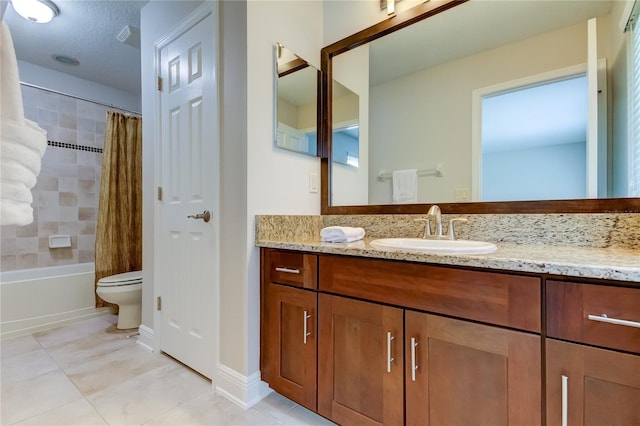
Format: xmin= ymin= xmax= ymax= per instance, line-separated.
xmin=0 ymin=263 xmax=111 ymax=339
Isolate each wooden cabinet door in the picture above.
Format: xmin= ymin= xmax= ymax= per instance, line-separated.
xmin=546 ymin=339 xmax=640 ymax=426
xmin=318 ymin=294 xmax=404 ymax=426
xmin=261 ymin=283 xmax=317 ymax=411
xmin=405 ymin=310 xmax=541 ymax=426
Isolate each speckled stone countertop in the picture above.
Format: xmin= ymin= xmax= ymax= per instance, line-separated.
xmin=255 ymin=214 xmax=640 ymax=283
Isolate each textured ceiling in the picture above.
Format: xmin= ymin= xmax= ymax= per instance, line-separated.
xmin=5 ymin=0 xmax=148 ymax=94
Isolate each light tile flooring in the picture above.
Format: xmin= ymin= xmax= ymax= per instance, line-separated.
xmin=1 ymin=315 xmax=335 ymax=425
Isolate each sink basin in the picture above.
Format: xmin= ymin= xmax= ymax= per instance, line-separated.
xmin=370 ymin=238 xmax=497 ymax=254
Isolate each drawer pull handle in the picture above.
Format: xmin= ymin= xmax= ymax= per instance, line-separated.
xmin=410 ymin=337 xmax=419 ymax=382
xmin=303 ymin=310 xmax=312 ymax=344
xmin=587 ymin=314 xmax=640 ymax=328
xmin=562 ymin=375 xmax=568 ymax=426
xmin=274 ymin=267 xmax=301 ymax=274
xmin=387 ymin=332 xmax=395 ymax=373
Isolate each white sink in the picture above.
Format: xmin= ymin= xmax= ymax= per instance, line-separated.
xmin=370 ymin=238 xmax=497 ymax=254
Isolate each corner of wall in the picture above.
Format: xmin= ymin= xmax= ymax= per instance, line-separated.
xmin=215 ymin=363 xmax=272 ymax=409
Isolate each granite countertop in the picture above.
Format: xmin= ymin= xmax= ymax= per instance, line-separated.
xmin=256 ymin=237 xmax=640 ymax=283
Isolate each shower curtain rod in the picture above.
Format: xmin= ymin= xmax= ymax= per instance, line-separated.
xmin=19 ymin=82 xmax=142 ymax=116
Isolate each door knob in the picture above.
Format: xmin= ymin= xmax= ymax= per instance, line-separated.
xmin=187 ymin=210 xmax=211 ymax=223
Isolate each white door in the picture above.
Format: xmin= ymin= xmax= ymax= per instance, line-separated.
xmin=158 ymin=11 xmax=218 ymax=379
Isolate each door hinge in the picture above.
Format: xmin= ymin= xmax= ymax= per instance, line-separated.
xmin=157 ymin=186 xmax=163 ymax=201
xmin=157 ymin=76 xmax=163 ymax=91
xmin=157 ymin=296 xmax=162 ymax=311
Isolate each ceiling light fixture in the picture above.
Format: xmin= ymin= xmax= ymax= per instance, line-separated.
xmin=10 ymin=0 xmax=59 ymax=24
xmin=52 ymin=54 xmax=79 ymax=66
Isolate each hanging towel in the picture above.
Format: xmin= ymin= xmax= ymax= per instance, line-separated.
xmin=392 ymin=169 xmax=418 ymax=204
xmin=320 ymin=226 xmax=366 ymax=243
xmin=0 ymin=21 xmax=47 ymax=226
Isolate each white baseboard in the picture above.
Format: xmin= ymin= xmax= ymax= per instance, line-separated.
xmin=0 ymin=307 xmax=112 ymax=340
xmin=137 ymin=324 xmax=154 ymax=352
xmin=215 ymin=364 xmax=272 ymax=409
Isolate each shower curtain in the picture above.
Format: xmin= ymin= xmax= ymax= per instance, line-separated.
xmin=95 ymin=111 xmax=142 ymax=308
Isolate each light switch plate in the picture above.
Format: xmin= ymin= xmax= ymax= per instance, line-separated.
xmin=309 ymin=172 xmax=319 ymax=193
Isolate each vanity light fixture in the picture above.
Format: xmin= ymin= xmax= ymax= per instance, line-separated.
xmin=10 ymin=0 xmax=59 ymax=24
xmin=380 ymin=0 xmax=400 ymax=16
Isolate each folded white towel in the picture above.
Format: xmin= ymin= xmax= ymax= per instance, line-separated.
xmin=320 ymin=226 xmax=366 ymax=243
xmin=392 ymin=169 xmax=418 ymax=204
xmin=0 ymin=21 xmax=47 ymax=226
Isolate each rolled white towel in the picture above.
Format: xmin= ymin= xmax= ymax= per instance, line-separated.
xmin=320 ymin=226 xmax=366 ymax=243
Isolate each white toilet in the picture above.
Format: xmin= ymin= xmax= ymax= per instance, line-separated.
xmin=96 ymin=271 xmax=142 ymax=329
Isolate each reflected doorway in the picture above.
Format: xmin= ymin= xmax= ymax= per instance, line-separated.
xmin=480 ymin=74 xmax=588 ymax=201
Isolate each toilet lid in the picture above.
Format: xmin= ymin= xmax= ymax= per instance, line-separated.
xmin=98 ymin=271 xmax=142 ymax=287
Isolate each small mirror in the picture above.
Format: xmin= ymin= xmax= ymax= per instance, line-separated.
xmin=274 ymin=43 xmax=318 ymax=156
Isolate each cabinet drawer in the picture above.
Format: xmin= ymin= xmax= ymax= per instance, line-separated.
xmin=319 ymin=255 xmax=541 ymax=332
xmin=547 ymin=280 xmax=640 ymax=354
xmin=265 ymin=249 xmax=318 ymax=289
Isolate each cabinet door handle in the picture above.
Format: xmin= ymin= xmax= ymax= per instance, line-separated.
xmin=410 ymin=337 xmax=419 ymax=382
xmin=274 ymin=267 xmax=301 ymax=274
xmin=387 ymin=331 xmax=395 ymax=373
xmin=561 ymin=375 xmax=568 ymax=426
xmin=587 ymin=314 xmax=640 ymax=328
xmin=303 ymin=311 xmax=312 ymax=344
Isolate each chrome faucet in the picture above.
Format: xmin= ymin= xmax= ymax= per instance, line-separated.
xmin=426 ymin=205 xmax=443 ymax=238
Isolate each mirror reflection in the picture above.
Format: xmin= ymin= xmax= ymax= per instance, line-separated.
xmin=330 ymin=0 xmax=636 ymax=207
xmin=275 ymin=44 xmax=317 ymax=156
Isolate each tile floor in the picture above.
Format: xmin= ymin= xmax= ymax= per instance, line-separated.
xmin=0 ymin=315 xmax=335 ymax=425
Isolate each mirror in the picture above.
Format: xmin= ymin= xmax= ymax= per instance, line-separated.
xmin=275 ymin=44 xmax=318 ymax=156
xmin=321 ymin=0 xmax=640 ymax=214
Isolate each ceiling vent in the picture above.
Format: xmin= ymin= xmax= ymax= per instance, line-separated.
xmin=116 ymin=25 xmax=140 ymax=49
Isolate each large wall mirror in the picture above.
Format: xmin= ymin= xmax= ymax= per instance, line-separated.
xmin=320 ymin=0 xmax=640 ymax=214
xmin=275 ymin=43 xmax=319 ymax=156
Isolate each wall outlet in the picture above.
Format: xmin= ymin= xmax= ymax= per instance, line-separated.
xmin=309 ymin=172 xmax=319 ymax=193
xmin=455 ymin=188 xmax=470 ymax=201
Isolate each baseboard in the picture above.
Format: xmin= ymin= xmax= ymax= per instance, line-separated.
xmin=0 ymin=307 xmax=112 ymax=340
xmin=215 ymin=364 xmax=272 ymax=408
xmin=137 ymin=324 xmax=154 ymax=352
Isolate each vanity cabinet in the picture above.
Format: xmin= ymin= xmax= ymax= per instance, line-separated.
xmin=316 ymin=254 xmax=542 ymax=425
xmin=260 ymin=248 xmax=639 ymax=425
xmin=405 ymin=310 xmax=541 ymax=426
xmin=318 ymin=294 xmax=404 ymax=425
xmin=546 ymin=339 xmax=640 ymax=425
xmin=545 ymin=280 xmax=640 ymax=425
xmin=260 ymin=250 xmax=318 ymax=411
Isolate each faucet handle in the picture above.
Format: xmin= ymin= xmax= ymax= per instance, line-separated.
xmin=447 ymin=218 xmax=468 ymax=240
xmin=414 ymin=218 xmax=431 ymax=238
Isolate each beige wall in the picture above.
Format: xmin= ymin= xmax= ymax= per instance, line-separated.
xmin=0 ymin=86 xmax=118 ymax=272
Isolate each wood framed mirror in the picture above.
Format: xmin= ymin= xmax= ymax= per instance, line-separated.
xmin=320 ymin=0 xmax=640 ymax=214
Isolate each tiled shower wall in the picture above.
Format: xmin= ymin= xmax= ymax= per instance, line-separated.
xmin=0 ymin=85 xmax=128 ymax=272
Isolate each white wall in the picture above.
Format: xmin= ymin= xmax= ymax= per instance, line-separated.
xmin=17 ymin=61 xmax=140 ymax=113
xmin=245 ymin=0 xmax=323 ymax=384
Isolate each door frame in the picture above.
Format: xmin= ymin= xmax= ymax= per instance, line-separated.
xmin=152 ymin=1 xmax=220 ymax=382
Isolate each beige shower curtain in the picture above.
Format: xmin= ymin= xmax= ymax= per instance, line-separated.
xmin=95 ymin=111 xmax=142 ymax=308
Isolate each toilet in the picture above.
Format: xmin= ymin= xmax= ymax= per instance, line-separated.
xmin=96 ymin=271 xmax=142 ymax=330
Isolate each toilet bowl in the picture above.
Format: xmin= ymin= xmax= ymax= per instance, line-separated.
xmin=96 ymin=271 xmax=142 ymax=330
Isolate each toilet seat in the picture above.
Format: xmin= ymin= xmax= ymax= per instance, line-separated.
xmin=97 ymin=271 xmax=142 ymax=287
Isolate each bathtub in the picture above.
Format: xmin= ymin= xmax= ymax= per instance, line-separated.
xmin=0 ymin=263 xmax=111 ymax=339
